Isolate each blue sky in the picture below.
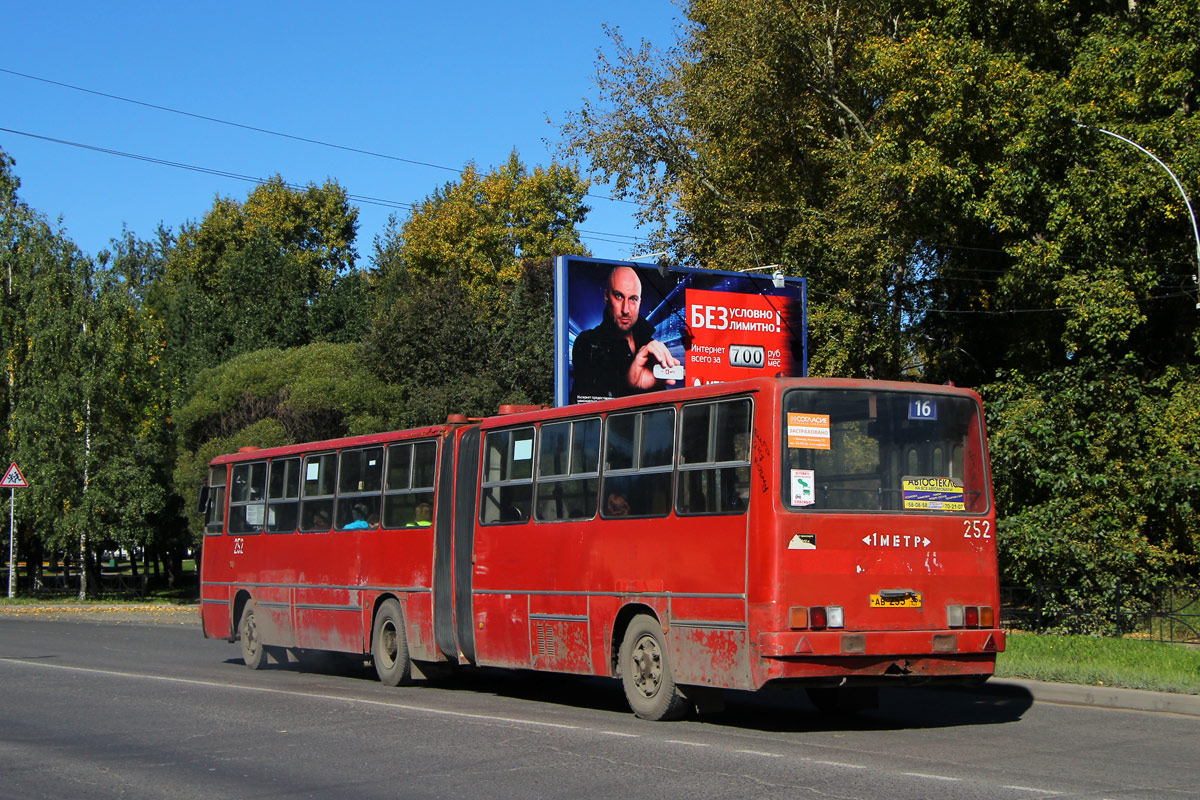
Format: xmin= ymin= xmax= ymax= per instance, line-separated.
xmin=2 ymin=2 xmax=683 ymax=262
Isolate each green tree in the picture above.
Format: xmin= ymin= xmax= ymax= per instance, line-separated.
xmin=2 ymin=151 xmax=183 ymax=596
xmin=3 ymin=217 xmax=92 ymax=591
xmin=561 ymin=2 xmax=1200 ymax=602
xmin=174 ymin=342 xmax=405 ymax=544
xmin=561 ymin=1 xmax=1199 ymax=379
xmin=0 ymin=148 xmax=99 ymax=592
xmin=390 ymin=151 xmax=589 ymax=305
xmin=160 ymin=176 xmax=365 ymax=396
xmin=84 ymin=231 xmax=185 ymax=588
xmin=366 ymin=153 xmax=589 ymax=424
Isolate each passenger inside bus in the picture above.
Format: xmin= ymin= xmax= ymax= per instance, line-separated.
xmin=407 ymin=502 xmax=433 ymax=527
xmin=305 ymin=507 xmax=331 ymax=531
xmin=343 ymin=503 xmax=371 ymax=530
xmin=605 ymin=491 xmax=630 ymax=517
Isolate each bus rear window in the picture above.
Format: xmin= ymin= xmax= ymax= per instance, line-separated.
xmin=782 ymin=389 xmax=990 ymax=513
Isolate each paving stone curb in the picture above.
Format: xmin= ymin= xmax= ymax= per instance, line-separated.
xmin=978 ymin=678 xmax=1200 ymax=717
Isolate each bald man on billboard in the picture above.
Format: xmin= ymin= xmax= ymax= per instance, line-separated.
xmin=571 ymin=266 xmax=681 ymax=403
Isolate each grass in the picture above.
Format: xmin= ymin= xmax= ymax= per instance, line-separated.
xmin=2 ymin=558 xmax=198 ymax=604
xmin=997 ymin=631 xmax=1200 ymax=694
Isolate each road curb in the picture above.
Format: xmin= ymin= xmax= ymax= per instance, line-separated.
xmin=985 ymin=678 xmax=1200 ymax=717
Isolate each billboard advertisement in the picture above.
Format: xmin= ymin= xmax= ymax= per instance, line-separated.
xmin=554 ymin=255 xmax=807 ymax=406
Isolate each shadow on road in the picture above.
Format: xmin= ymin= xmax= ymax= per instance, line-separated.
xmin=228 ymin=651 xmax=1033 ymax=732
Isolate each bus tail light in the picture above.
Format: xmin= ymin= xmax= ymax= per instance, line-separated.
xmin=789 ymin=606 xmax=809 ymax=629
xmin=789 ymin=606 xmax=844 ymax=630
xmin=947 ymin=605 xmax=996 ymax=629
xmin=810 ymin=607 xmax=827 ymax=629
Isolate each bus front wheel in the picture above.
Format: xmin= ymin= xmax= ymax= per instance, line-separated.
xmin=238 ymin=605 xmax=267 ymax=670
xmin=619 ymin=615 xmax=689 ymax=721
xmin=372 ymin=599 xmax=412 ymax=686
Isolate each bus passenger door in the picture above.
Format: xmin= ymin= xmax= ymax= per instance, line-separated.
xmin=433 ymin=430 xmax=457 ymax=660
xmin=453 ymin=428 xmax=480 ymax=664
xmin=432 ymin=426 xmax=480 ymax=665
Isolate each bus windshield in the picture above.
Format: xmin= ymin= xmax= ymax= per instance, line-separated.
xmin=783 ymin=388 xmax=990 ymax=513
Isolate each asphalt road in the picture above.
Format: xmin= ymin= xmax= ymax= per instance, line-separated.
xmin=0 ymin=609 xmax=1196 ymax=800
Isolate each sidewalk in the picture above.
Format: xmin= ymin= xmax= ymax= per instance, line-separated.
xmin=982 ymin=677 xmax=1200 ymax=717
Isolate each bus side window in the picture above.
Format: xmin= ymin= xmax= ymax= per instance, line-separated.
xmin=228 ymin=461 xmax=267 ymax=534
xmin=480 ymin=428 xmax=534 ymax=525
xmin=336 ymin=447 xmax=383 ymax=530
xmin=205 ymin=466 xmax=227 ymax=535
xmin=266 ymin=457 xmax=300 ymax=533
xmin=535 ymin=418 xmax=600 ymax=522
xmin=602 ymin=408 xmax=674 ymax=518
xmin=677 ymin=398 xmax=752 ymax=515
xmin=383 ymin=440 xmax=437 ymax=529
xmin=300 ymin=453 xmax=336 ymax=532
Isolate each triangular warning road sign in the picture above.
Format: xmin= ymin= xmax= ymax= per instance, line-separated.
xmin=1 ymin=463 xmax=27 ymax=488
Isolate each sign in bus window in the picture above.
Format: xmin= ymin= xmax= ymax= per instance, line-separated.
xmin=481 ymin=428 xmax=534 ymax=524
xmin=300 ymin=453 xmax=336 ymax=532
xmin=303 ymin=453 xmax=337 ymax=497
xmin=782 ymin=389 xmax=990 ymax=513
xmin=228 ymin=461 xmax=266 ymax=534
xmin=340 ymin=447 xmax=383 ymax=494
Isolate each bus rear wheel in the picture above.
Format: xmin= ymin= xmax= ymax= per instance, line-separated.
xmin=238 ymin=605 xmax=267 ymax=670
xmin=619 ymin=615 xmax=689 ymax=721
xmin=372 ymin=599 xmax=412 ymax=686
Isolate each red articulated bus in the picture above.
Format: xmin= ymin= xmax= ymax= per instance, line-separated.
xmin=198 ymin=376 xmax=1003 ymax=720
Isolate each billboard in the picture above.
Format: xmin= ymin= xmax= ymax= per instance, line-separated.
xmin=554 ymin=255 xmax=807 ymax=406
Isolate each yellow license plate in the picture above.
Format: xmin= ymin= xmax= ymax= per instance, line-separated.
xmin=870 ymin=593 xmax=922 ymax=608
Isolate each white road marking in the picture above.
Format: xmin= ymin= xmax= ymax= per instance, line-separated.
xmin=1001 ymin=787 xmax=1063 ymax=795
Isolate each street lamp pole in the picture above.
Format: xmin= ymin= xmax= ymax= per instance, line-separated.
xmin=1076 ymin=121 xmax=1200 ymax=310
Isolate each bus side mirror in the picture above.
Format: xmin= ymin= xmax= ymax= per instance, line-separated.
xmin=196 ymin=484 xmax=210 ymax=515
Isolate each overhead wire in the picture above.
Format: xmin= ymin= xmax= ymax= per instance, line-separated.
xmin=0 ymin=124 xmax=647 ymax=248
xmin=0 ymin=126 xmax=413 ymax=211
xmin=7 ymin=68 xmax=1190 ymax=307
xmin=0 ymin=66 xmax=639 ymax=207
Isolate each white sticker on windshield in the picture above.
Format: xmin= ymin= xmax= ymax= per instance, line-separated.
xmin=791 ymin=469 xmax=815 ymax=506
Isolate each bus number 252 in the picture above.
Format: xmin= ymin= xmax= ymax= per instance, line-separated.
xmin=963 ymin=520 xmax=991 ymax=539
